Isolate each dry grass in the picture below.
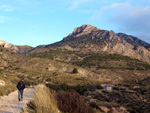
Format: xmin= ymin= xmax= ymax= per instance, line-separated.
xmin=26 ymin=84 xmax=60 ymax=113
xmin=50 ymin=73 xmax=103 ymax=86
xmin=0 ymin=85 xmax=16 ymax=96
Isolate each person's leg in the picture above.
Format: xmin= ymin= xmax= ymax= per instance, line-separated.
xmin=18 ymin=90 xmax=21 ymax=101
xmin=21 ymin=90 xmax=23 ymax=101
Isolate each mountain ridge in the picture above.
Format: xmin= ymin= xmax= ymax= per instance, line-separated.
xmin=1 ymin=24 xmax=150 ymax=64
xmin=63 ymin=24 xmax=150 ymax=48
xmin=28 ymin=24 xmax=150 ymax=64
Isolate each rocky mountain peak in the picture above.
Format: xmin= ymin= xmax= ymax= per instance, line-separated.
xmin=63 ymin=24 xmax=100 ymax=40
xmin=73 ymin=24 xmax=100 ymax=35
xmin=109 ymin=30 xmax=115 ymax=36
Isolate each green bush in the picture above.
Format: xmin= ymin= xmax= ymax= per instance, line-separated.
xmin=73 ymin=68 xmax=78 ymax=73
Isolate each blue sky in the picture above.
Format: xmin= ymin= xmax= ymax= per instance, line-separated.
xmin=0 ymin=0 xmax=150 ymax=47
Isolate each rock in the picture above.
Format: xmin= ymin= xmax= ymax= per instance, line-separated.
xmin=63 ymin=24 xmax=100 ymax=40
xmin=99 ymin=106 xmax=110 ymax=113
xmin=0 ymin=40 xmax=19 ymax=53
xmin=0 ymin=80 xmax=5 ymax=86
xmin=47 ymin=64 xmax=56 ymax=71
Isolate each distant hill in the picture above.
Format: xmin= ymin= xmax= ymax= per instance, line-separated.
xmin=0 ymin=40 xmax=32 ymax=55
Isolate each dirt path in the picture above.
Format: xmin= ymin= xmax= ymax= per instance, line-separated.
xmin=0 ymin=88 xmax=35 ymax=113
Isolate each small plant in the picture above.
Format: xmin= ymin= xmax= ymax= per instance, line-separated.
xmin=73 ymin=68 xmax=78 ymax=73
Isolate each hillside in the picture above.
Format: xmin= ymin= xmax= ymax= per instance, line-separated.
xmin=0 ymin=47 xmax=105 ymax=94
xmin=0 ymin=44 xmax=150 ymax=112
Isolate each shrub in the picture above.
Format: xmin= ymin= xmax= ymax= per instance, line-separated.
xmin=26 ymin=84 xmax=59 ymax=113
xmin=57 ymin=90 xmax=95 ymax=113
xmin=73 ymin=68 xmax=78 ymax=73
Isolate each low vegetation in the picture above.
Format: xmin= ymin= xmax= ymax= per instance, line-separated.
xmin=72 ymin=67 xmax=78 ymax=73
xmin=26 ymin=84 xmax=60 ymax=113
xmin=29 ymin=50 xmax=150 ymax=70
xmin=0 ymin=85 xmax=16 ymax=96
xmin=26 ymin=85 xmax=97 ymax=113
xmin=57 ymin=90 xmax=95 ymax=113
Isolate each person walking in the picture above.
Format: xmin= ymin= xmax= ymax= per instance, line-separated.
xmin=16 ymin=79 xmax=26 ymax=101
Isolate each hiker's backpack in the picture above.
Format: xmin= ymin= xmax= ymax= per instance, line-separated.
xmin=17 ymin=81 xmax=23 ymax=90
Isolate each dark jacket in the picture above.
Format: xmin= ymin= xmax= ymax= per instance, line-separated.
xmin=16 ymin=81 xmax=26 ymax=90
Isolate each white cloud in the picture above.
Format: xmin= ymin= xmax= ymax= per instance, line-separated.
xmin=0 ymin=5 xmax=14 ymax=12
xmin=93 ymin=2 xmax=130 ymax=19
xmin=93 ymin=2 xmax=150 ymax=43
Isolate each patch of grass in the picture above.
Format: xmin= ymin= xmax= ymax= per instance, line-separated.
xmin=0 ymin=85 xmax=16 ymax=96
xmin=49 ymin=73 xmax=102 ymax=86
xmin=26 ymin=84 xmax=60 ymax=113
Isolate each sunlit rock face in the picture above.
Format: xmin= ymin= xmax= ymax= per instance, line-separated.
xmin=0 ymin=40 xmax=19 ymax=53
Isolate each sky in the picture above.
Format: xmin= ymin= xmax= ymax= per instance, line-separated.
xmin=0 ymin=0 xmax=150 ymax=47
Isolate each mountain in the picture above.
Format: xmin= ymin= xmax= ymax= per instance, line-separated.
xmin=28 ymin=24 xmax=150 ymax=66
xmin=63 ymin=25 xmax=150 ymax=63
xmin=0 ymin=40 xmax=32 ymax=55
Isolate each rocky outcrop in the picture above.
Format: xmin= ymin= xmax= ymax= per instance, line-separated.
xmin=117 ymin=33 xmax=150 ymax=49
xmin=103 ymin=42 xmax=150 ymax=63
xmin=0 ymin=40 xmax=19 ymax=53
xmin=0 ymin=40 xmax=32 ymax=55
xmin=63 ymin=24 xmax=100 ymax=41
